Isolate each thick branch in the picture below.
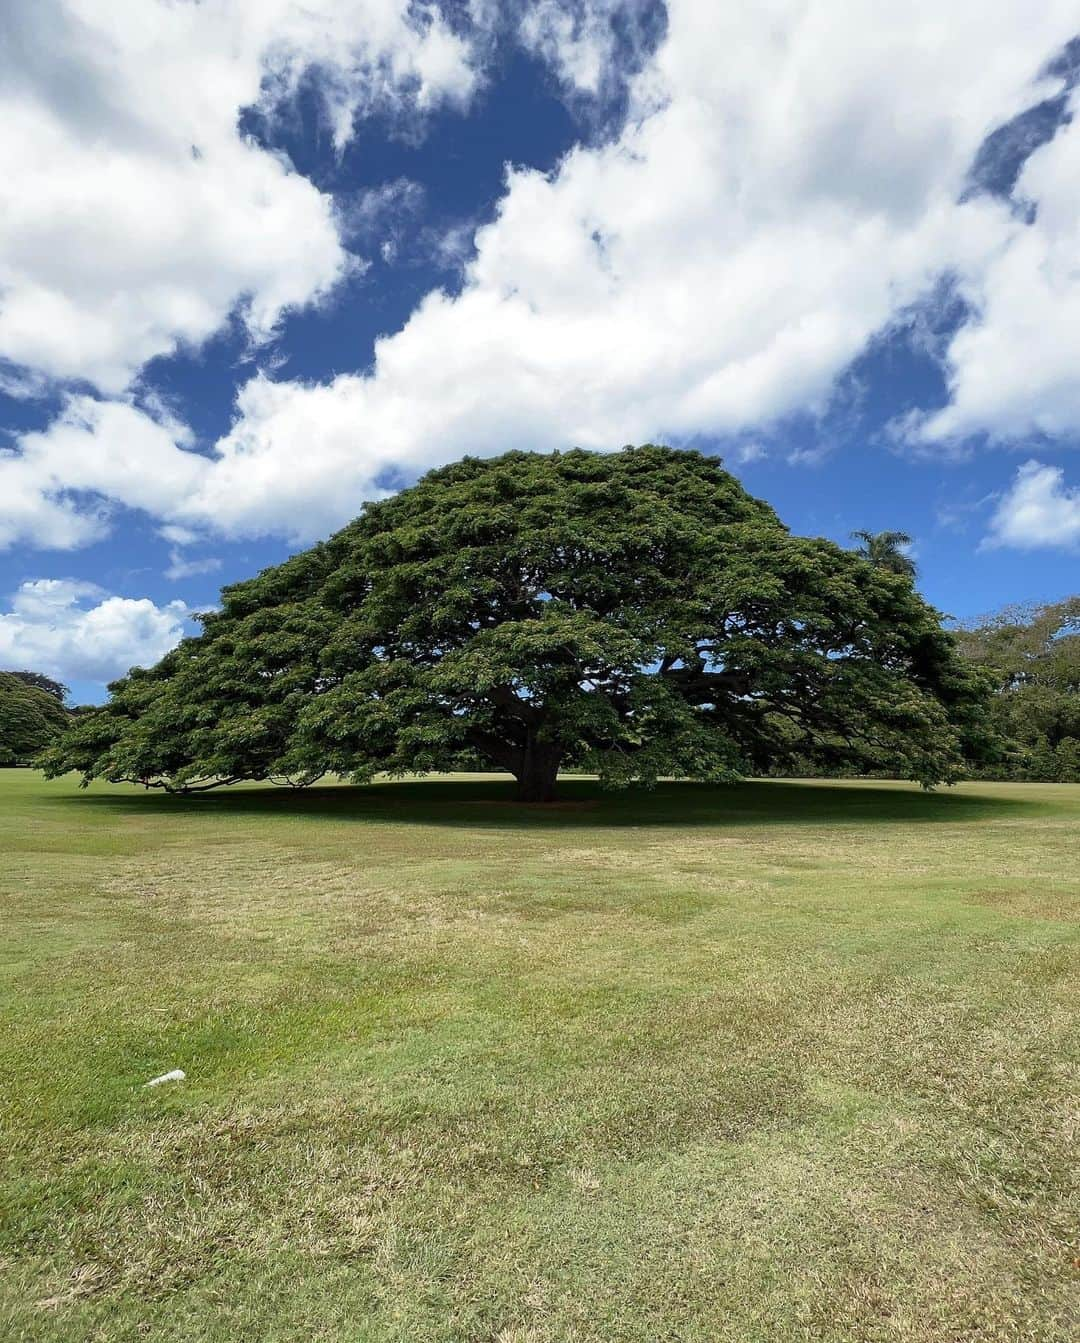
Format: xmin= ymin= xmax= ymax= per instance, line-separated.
xmin=660 ymin=667 xmax=752 ymax=697
xmin=123 ymin=774 xmax=247 ymax=794
xmin=464 ymin=728 xmax=521 ymax=774
xmin=485 ymin=684 xmax=541 ymax=724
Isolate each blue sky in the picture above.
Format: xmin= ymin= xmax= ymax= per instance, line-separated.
xmin=0 ymin=2 xmax=1078 ymax=703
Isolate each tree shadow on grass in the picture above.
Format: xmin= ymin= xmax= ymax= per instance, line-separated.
xmin=42 ymin=775 xmax=1045 ymax=831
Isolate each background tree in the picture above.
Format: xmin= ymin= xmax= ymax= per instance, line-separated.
xmin=5 ymin=670 xmax=69 ymax=701
xmin=0 ymin=672 xmax=70 ymax=766
xmin=952 ymin=597 xmax=1080 ymax=781
xmin=42 ymin=447 xmax=993 ymax=801
xmin=850 ymin=530 xmax=917 ymax=580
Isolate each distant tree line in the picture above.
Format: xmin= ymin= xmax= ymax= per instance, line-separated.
xmin=0 ymin=672 xmax=70 ymax=766
xmin=951 ymin=597 xmax=1079 ymax=782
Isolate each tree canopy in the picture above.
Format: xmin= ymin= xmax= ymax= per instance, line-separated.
xmin=0 ymin=671 xmax=70 ymax=766
xmin=42 ymin=446 xmax=994 ymax=800
xmin=953 ymin=597 xmax=1080 ymax=782
xmin=5 ymin=670 xmax=68 ymax=701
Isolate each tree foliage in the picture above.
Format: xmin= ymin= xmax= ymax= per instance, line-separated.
xmin=850 ymin=530 xmax=917 ymax=580
xmin=42 ymin=447 xmax=993 ymax=800
xmin=0 ymin=672 xmax=70 ymax=765
xmin=952 ymin=597 xmax=1080 ymax=781
xmin=6 ymin=669 xmax=68 ymax=701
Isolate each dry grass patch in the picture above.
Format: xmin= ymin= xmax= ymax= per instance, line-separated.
xmin=0 ymin=771 xmax=1076 ymax=1341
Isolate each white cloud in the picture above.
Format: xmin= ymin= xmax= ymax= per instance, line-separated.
xmin=985 ymin=460 xmax=1080 ymax=550
xmin=172 ymin=0 xmax=1076 ymax=536
xmin=0 ymin=1 xmax=480 ymax=393
xmin=164 ymin=551 xmax=223 ymax=582
xmin=916 ymin=104 xmax=1080 ymax=444
xmin=159 ymin=525 xmax=202 ymax=547
xmin=0 ymin=397 xmax=207 ymax=550
xmin=731 ymin=441 xmax=767 ymax=466
xmin=0 ymin=580 xmax=190 ymax=685
xmin=338 ymin=179 xmax=427 ymax=242
xmin=2 ymin=2 xmax=1080 ymax=547
xmin=518 ymin=0 xmax=652 ymax=98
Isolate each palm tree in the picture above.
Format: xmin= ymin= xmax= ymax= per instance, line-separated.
xmin=850 ymin=529 xmax=917 ymax=580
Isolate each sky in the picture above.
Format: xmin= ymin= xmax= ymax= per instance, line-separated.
xmin=1 ymin=1 xmax=1079 ymax=704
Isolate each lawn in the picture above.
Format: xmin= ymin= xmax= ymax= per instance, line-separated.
xmin=1 ymin=770 xmax=1077 ymax=1342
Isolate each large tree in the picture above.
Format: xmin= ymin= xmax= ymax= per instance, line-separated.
xmin=42 ymin=447 xmax=993 ymax=801
xmin=0 ymin=672 xmax=70 ymax=766
xmin=952 ymin=597 xmax=1080 ymax=781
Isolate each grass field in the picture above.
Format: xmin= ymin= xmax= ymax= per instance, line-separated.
xmin=1 ymin=770 xmax=1077 ymax=1342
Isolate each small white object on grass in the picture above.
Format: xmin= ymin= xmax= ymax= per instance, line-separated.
xmin=143 ymin=1069 xmax=186 ymax=1087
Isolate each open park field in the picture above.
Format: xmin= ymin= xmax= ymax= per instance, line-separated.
xmin=1 ymin=769 xmax=1077 ymax=1342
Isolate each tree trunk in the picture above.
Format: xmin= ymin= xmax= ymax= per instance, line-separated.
xmin=514 ymin=739 xmax=561 ymax=802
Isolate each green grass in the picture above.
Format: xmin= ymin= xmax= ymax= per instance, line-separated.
xmin=1 ymin=770 xmax=1077 ymax=1342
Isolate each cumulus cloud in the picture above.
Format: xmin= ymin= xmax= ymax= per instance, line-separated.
xmin=171 ymin=0 xmax=1080 ymax=535
xmin=0 ymin=580 xmax=190 ymax=685
xmin=2 ymin=2 xmax=1080 ymax=548
xmin=917 ymin=106 xmax=1080 ymax=444
xmin=0 ymin=0 xmax=480 ymax=393
xmin=985 ymin=461 xmax=1080 ymax=550
xmin=0 ymin=397 xmax=207 ymax=550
